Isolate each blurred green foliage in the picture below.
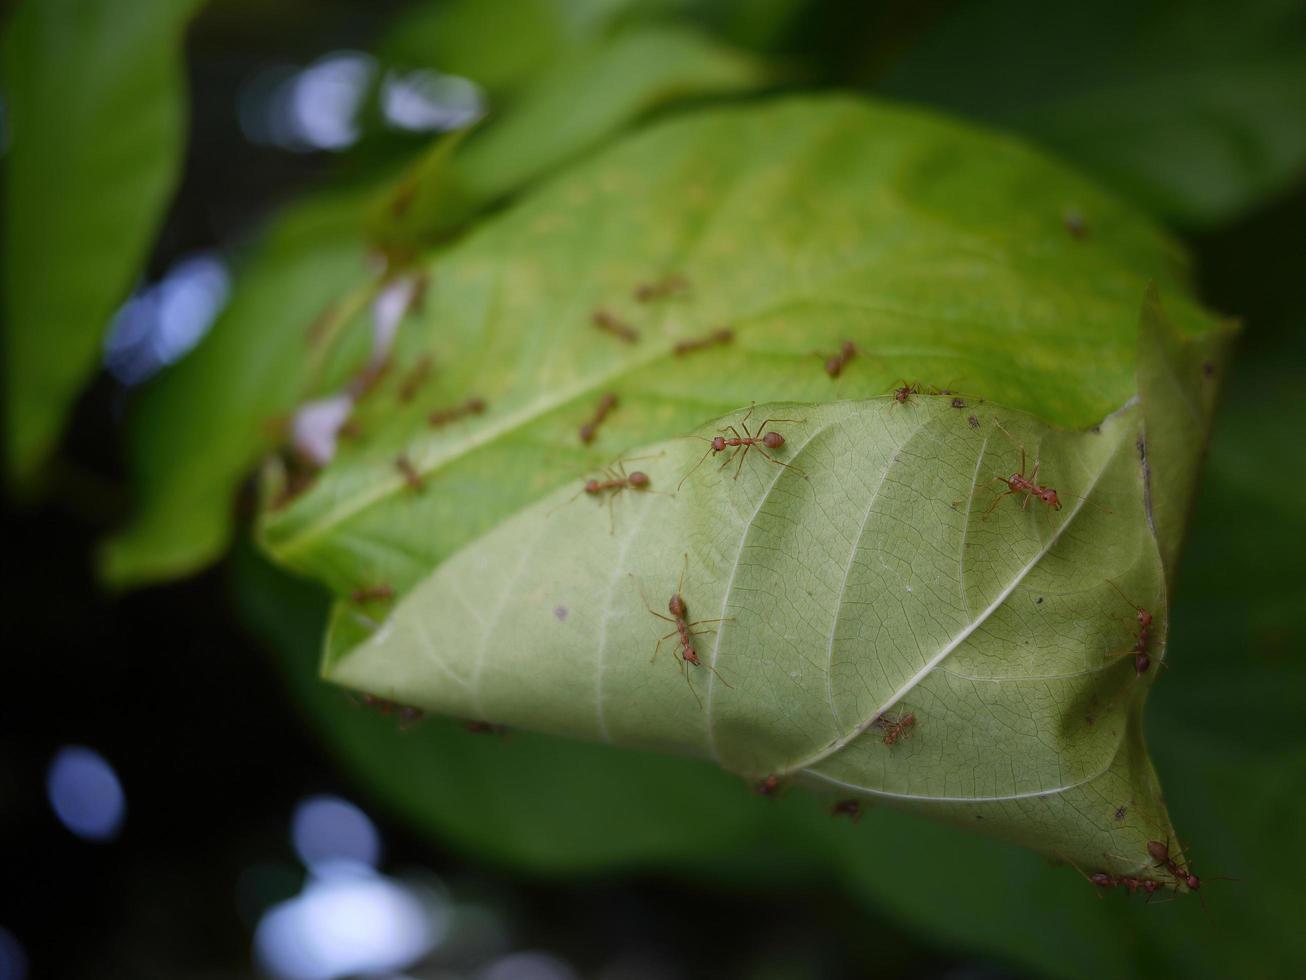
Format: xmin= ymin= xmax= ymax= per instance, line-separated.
xmin=2 ymin=0 xmax=203 ymax=486
xmin=5 ymin=0 xmax=1305 ymax=975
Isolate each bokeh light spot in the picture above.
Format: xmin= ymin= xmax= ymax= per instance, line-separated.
xmin=45 ymin=746 xmax=125 ymax=842
xmin=254 ymin=868 xmax=441 ymax=980
xmin=291 ymin=795 xmax=381 ymax=872
xmin=103 ymin=252 xmax=230 ymax=384
xmin=0 ymin=928 xmax=28 ymax=980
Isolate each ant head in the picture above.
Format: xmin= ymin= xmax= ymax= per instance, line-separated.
xmin=825 ymin=357 xmax=842 ymax=377
xmin=628 ymin=471 xmax=650 ymax=488
xmin=711 ymin=436 xmax=727 ymax=452
xmin=1138 ymin=608 xmax=1153 ymax=629
xmin=1147 ymin=840 xmax=1170 ymax=864
xmin=1143 ymin=880 xmax=1161 ymax=894
xmin=467 ymin=397 xmax=486 ymax=413
xmin=841 ymin=340 xmax=856 ymax=357
xmin=762 ymin=431 xmax=785 ymax=449
xmin=756 ymin=775 xmax=780 ymax=796
xmin=668 ymin=594 xmax=686 ymax=618
xmin=1135 ymin=653 xmax=1151 ymax=674
xmin=1090 ymin=873 xmax=1114 ymax=888
xmin=584 ymin=479 xmax=601 ymax=494
xmin=579 ymin=424 xmax=595 ymax=443
xmin=1045 ymin=489 xmax=1062 ymax=509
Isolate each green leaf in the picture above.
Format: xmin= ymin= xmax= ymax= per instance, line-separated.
xmin=105 ymin=20 xmax=764 ymax=588
xmin=878 ymin=0 xmax=1306 ymax=227
xmin=375 ymin=0 xmax=652 ymax=100
xmin=99 ymin=189 xmax=374 ymax=587
xmin=369 ymin=23 xmax=768 ymax=255
xmin=1 ymin=0 xmax=202 ymax=485
xmin=233 ymin=540 xmax=788 ymax=873
xmin=259 ymin=95 xmax=1219 ymax=596
xmin=322 ymin=395 xmax=1181 ymax=875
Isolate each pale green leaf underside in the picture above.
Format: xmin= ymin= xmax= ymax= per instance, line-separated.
xmin=259 ymin=96 xmax=1219 ymax=601
xmin=326 ymin=396 xmax=1175 ymax=873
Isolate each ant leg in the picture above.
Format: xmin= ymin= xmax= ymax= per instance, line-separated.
xmin=687 ymin=616 xmax=734 ymax=628
xmin=683 ymin=664 xmax=704 ymax=709
xmin=676 ymin=552 xmax=688 ymax=597
xmin=754 ymin=446 xmax=807 ymax=477
xmin=650 ymin=630 xmax=678 ymax=664
xmin=717 ymin=446 xmax=741 ymax=472
xmin=981 ymin=486 xmax=1014 ymax=520
xmin=702 ymin=661 xmax=734 ymax=689
xmin=755 ymin=417 xmax=805 ymax=434
xmin=738 ymin=403 xmax=756 ymax=429
xmin=606 ymin=491 xmax=617 ymax=535
xmin=630 ymin=574 xmax=676 ymax=624
xmin=733 ymin=443 xmax=752 ymax=479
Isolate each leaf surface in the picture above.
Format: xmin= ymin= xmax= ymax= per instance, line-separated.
xmin=105 ymin=22 xmax=764 ymax=587
xmin=369 ymin=23 xmax=768 ymax=254
xmin=1 ymin=0 xmax=202 ymax=484
xmin=260 ymin=95 xmax=1219 ymax=597
xmin=324 ymin=395 xmax=1175 ymax=873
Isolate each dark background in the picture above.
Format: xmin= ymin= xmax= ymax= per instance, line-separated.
xmin=3 ymin=2 xmax=1304 ymax=978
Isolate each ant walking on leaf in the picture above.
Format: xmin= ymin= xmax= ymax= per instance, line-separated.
xmin=632 ymin=553 xmax=733 ymax=708
xmin=1105 ymin=579 xmax=1159 ymax=675
xmin=982 ymin=419 xmax=1062 ymax=518
xmin=678 ymin=405 xmax=805 ymax=490
xmin=558 ymin=454 xmax=665 ymax=534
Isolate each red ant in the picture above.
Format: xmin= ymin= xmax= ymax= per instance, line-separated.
xmin=873 ymin=711 xmax=916 ymax=746
xmin=350 ymin=584 xmax=394 ymax=604
xmin=1147 ymin=840 xmax=1202 ymax=891
xmin=464 ymin=720 xmax=508 ymax=736
xmin=678 ymin=406 xmax=804 ymax=490
xmin=755 ymin=774 xmax=782 ymax=797
xmin=428 ymin=396 xmax=486 ymax=427
xmin=1105 ymin=579 xmax=1156 ymax=674
xmin=592 ymin=309 xmax=639 ymax=343
xmin=359 ymin=693 xmax=424 ymax=729
xmin=891 ymin=381 xmax=924 ymax=405
xmin=395 ymin=454 xmax=424 ymax=493
xmin=1058 ymin=851 xmax=1165 ymax=899
xmin=397 ymin=354 xmax=433 ymax=402
xmin=579 ymin=392 xmax=618 ymax=445
xmin=633 ymin=553 xmax=733 ymax=708
xmin=634 ymin=274 xmax=688 ymax=302
xmin=672 ymin=327 xmax=733 ymax=356
xmin=563 ymin=456 xmax=661 ymax=533
xmin=822 ymin=340 xmax=856 ymax=378
xmin=982 ymin=420 xmax=1062 ymax=518
xmin=831 ymin=799 xmax=863 ymax=822
xmin=348 ymin=357 xmax=391 ymax=402
xmin=1088 ymin=871 xmax=1163 ymax=897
